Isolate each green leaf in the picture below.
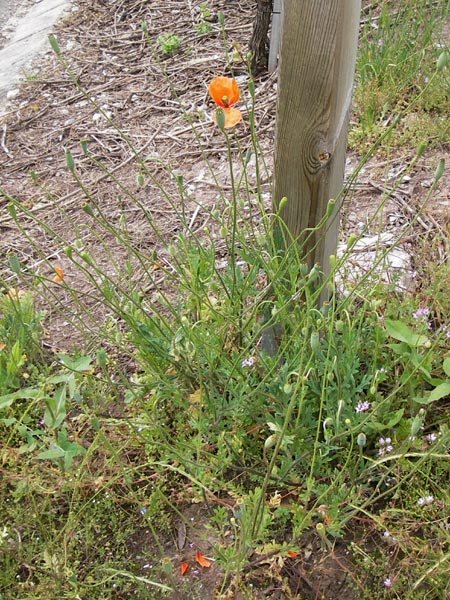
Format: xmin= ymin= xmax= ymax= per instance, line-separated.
xmin=414 ymin=381 xmax=450 ymax=404
xmin=8 ymin=255 xmax=21 ymax=274
xmin=57 ymin=354 xmax=92 ymax=373
xmin=385 ymin=319 xmax=429 ymax=347
xmin=36 ymin=446 xmax=66 ymax=460
xmin=443 ymin=358 xmax=450 ymax=378
xmin=428 ymin=381 xmax=450 ymax=403
xmin=44 ymin=385 xmax=67 ymax=429
xmin=0 ymin=387 xmax=39 ymax=410
xmin=386 ymin=408 xmax=404 ymax=428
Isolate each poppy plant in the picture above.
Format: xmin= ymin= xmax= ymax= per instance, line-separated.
xmin=208 ymin=76 xmax=242 ymax=129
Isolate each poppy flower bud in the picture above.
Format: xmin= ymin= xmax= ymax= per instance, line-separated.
xmin=434 ymin=158 xmax=445 ymax=182
xmin=48 ymin=34 xmax=61 ymax=56
xmin=437 ymin=50 xmax=449 ymax=72
xmin=215 ymin=108 xmax=226 ymax=131
xmin=65 ymin=149 xmax=75 ymax=173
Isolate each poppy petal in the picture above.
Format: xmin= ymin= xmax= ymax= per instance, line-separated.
xmin=195 ymin=551 xmax=212 ymax=568
xmin=52 ymin=266 xmax=65 ymax=283
xmin=180 ymin=562 xmax=189 ymax=576
xmin=212 ymin=107 xmax=242 ymax=129
xmin=208 ymin=77 xmax=240 ymax=108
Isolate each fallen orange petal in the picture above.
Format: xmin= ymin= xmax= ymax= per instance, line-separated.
xmin=52 ymin=266 xmax=65 ymax=283
xmin=180 ymin=562 xmax=189 ymax=576
xmin=212 ymin=107 xmax=242 ymax=129
xmin=195 ymin=551 xmax=212 ymax=568
xmin=287 ymin=550 xmax=299 ymax=558
xmin=208 ymin=77 xmax=239 ymax=108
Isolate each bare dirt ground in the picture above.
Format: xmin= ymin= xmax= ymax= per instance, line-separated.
xmin=0 ymin=1 xmax=449 ymax=597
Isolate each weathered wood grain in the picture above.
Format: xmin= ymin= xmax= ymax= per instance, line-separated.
xmin=273 ymin=1 xmax=360 ymax=283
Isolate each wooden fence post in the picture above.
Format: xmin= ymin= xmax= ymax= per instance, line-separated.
xmin=268 ymin=0 xmax=283 ymax=72
xmin=273 ymin=1 xmax=360 ymax=285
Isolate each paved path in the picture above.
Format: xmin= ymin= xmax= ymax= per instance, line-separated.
xmin=0 ymin=0 xmax=69 ymax=111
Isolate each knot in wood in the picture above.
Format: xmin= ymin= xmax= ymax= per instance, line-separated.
xmin=317 ymin=151 xmax=331 ymax=165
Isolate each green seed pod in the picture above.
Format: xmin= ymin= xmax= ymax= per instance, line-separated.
xmin=357 ymin=432 xmax=367 ymax=447
xmin=416 ymin=141 xmax=427 ymax=158
xmin=283 ymin=382 xmax=292 ymax=394
xmin=141 ymin=21 xmax=148 ymax=33
xmin=434 ymin=158 xmax=445 ymax=182
xmin=217 ymin=11 xmax=224 ymax=26
xmin=310 ymin=331 xmax=320 ymax=352
xmin=64 ymin=246 xmax=73 ymax=258
xmin=7 ymin=203 xmax=16 ymax=219
xmin=346 ymin=234 xmax=358 ymax=250
xmin=233 ymin=501 xmax=244 ymax=519
xmin=80 ymin=138 xmax=88 ymax=154
xmin=65 ymin=148 xmax=75 ymax=173
xmin=411 ymin=409 xmax=426 ymax=436
xmin=278 ymin=196 xmax=288 ymax=211
xmin=136 ymin=172 xmax=145 ymax=186
xmin=48 ymin=34 xmax=61 ymax=56
xmin=80 ymin=251 xmax=93 ymax=266
xmin=329 ymin=254 xmax=336 ymax=272
xmin=437 ymin=50 xmax=449 ymax=72
xmin=82 ymin=203 xmax=94 ymax=216
xmin=264 ymin=434 xmax=277 ymax=449
xmin=326 ymin=198 xmax=336 ymax=219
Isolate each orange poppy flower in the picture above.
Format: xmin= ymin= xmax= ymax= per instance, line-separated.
xmin=208 ymin=77 xmax=242 ymax=129
xmin=52 ymin=266 xmax=64 ymax=283
xmin=195 ymin=551 xmax=212 ymax=568
xmin=208 ymin=77 xmax=240 ymax=108
xmin=0 ymin=343 xmax=6 ymax=351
